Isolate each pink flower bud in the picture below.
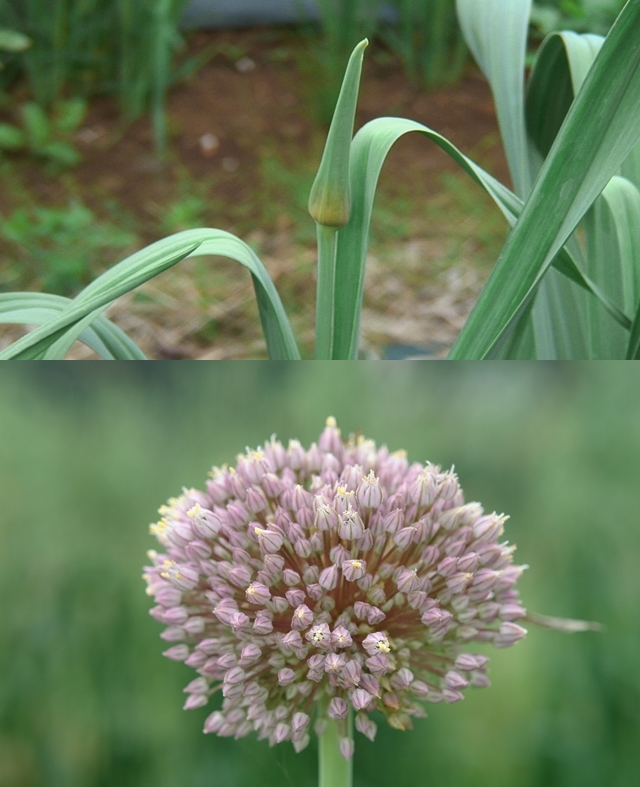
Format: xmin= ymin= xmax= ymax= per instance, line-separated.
xmin=410 ymin=469 xmax=437 ymax=506
xmin=163 ymin=644 xmax=190 ymax=661
xmin=283 ymin=569 xmax=301 ymax=586
xmin=282 ymin=630 xmax=303 ymax=650
xmin=319 ymin=565 xmax=339 ymax=590
xmin=390 ymin=668 xmax=414 ymax=690
xmin=339 ymin=508 xmax=365 ymax=540
xmin=350 ymin=688 xmax=373 ymax=710
xmin=245 ymin=486 xmax=267 ymax=514
xmin=325 ymin=653 xmax=347 ymax=673
xmin=204 ymin=711 xmax=225 ymax=733
xmin=357 ymin=471 xmax=383 ymax=509
xmin=252 ymin=613 xmax=273 ymax=634
xmin=328 ymin=697 xmax=348 ymax=720
xmin=184 ymin=693 xmax=208 ymax=710
xmin=306 ymin=583 xmax=323 ymax=601
xmin=339 ymin=737 xmax=354 ymax=760
xmin=396 ymin=568 xmax=420 ymax=593
xmin=245 ymin=582 xmax=271 ymax=604
xmin=410 ymin=680 xmax=430 ymax=698
xmin=331 ymin=625 xmax=352 ymax=648
xmin=278 ymin=668 xmax=296 ymax=686
xmin=239 ymin=643 xmax=262 ymax=665
xmin=443 ymin=688 xmax=464 ymax=703
xmin=495 ymin=622 xmax=527 ymax=647
xmin=367 ymin=606 xmax=386 ymax=625
xmin=342 ymin=559 xmax=367 ymax=582
xmin=365 ymin=653 xmax=390 ymax=675
xmin=472 ymin=514 xmax=504 ymax=542
xmin=355 ymin=713 xmax=377 ymax=741
xmin=393 ymin=526 xmax=416 ymax=551
xmin=444 ymin=670 xmax=469 ymax=689
xmin=274 ymin=722 xmax=290 ymax=743
xmin=286 ymin=588 xmax=305 ymax=607
xmin=359 ymin=673 xmax=380 ymax=696
xmin=319 ymin=417 xmax=343 ymax=454
xmin=223 ymin=666 xmax=246 ymax=685
xmin=315 ymin=504 xmax=339 ymax=531
xmin=291 ymin=604 xmax=314 ymax=630
xmin=254 ymin=526 xmax=284 ymax=553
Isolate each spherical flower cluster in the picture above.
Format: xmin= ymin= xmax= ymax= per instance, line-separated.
xmin=143 ymin=418 xmax=528 ymax=758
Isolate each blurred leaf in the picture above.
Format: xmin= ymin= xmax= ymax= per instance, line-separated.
xmin=53 ymin=98 xmax=88 ymax=134
xmin=38 ymin=140 xmax=81 ymax=166
xmin=21 ymin=101 xmax=50 ymax=149
xmin=0 ymin=122 xmax=25 ymax=150
xmin=0 ymin=28 xmax=32 ymax=52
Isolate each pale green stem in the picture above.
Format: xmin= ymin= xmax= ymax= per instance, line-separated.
xmin=314 ymin=223 xmax=339 ymax=359
xmin=319 ymin=706 xmax=353 ymax=787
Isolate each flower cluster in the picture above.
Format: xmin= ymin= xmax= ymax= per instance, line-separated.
xmin=143 ymin=418 xmax=527 ymax=758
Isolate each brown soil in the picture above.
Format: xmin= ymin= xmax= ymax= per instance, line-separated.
xmin=0 ymin=27 xmax=509 ymax=359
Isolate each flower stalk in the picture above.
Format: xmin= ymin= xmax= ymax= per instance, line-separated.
xmin=314 ymin=224 xmax=339 ymax=359
xmin=309 ymin=39 xmax=367 ymax=360
xmin=319 ymin=701 xmax=353 ymax=787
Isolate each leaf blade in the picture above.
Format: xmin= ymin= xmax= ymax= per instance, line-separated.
xmin=449 ymin=0 xmax=640 ymax=359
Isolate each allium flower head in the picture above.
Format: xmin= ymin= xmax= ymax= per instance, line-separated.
xmin=144 ymin=417 xmax=528 ymax=757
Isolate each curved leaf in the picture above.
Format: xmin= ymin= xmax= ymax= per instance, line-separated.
xmin=0 ymin=293 xmax=147 ymax=359
xmin=331 ymin=116 xmax=628 ymax=359
xmin=0 ymin=229 xmax=300 ymax=360
xmin=456 ymin=0 xmax=532 ymax=197
xmin=526 ymin=31 xmax=604 ymax=164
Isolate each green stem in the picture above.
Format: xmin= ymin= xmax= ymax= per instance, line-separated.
xmin=314 ymin=223 xmax=339 ymax=359
xmin=318 ymin=705 xmax=353 ymax=787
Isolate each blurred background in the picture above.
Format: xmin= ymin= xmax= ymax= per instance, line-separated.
xmin=0 ymin=362 xmax=639 ymax=786
xmin=0 ymin=1 xmax=628 ymax=359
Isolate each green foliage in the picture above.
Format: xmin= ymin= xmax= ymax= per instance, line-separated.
xmin=380 ymin=0 xmax=467 ymax=88
xmin=450 ymin=0 xmax=640 ymax=358
xmin=0 ymin=27 xmax=31 ymax=53
xmin=2 ymin=0 xmax=640 ymax=359
xmin=532 ymin=0 xmax=627 ymax=35
xmin=0 ymin=0 xmax=191 ymax=154
xmin=0 ymin=98 xmax=86 ymax=167
xmin=0 ymin=364 xmax=638 ymax=786
xmin=0 ymin=200 xmax=135 ymax=293
xmin=304 ymin=1 xmax=466 ymax=122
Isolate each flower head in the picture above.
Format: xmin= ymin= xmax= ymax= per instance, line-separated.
xmin=144 ymin=417 xmax=527 ymax=755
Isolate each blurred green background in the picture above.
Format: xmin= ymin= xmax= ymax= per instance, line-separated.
xmin=0 ymin=363 xmax=638 ymax=787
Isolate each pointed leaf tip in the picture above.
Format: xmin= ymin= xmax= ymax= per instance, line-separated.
xmin=308 ymin=39 xmax=368 ymax=227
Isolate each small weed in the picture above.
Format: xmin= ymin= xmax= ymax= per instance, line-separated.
xmin=0 ymin=98 xmax=86 ymax=169
xmin=0 ymin=199 xmax=136 ymax=293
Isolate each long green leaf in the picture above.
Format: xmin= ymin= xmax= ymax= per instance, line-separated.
xmin=456 ymin=0 xmax=532 ymax=198
xmin=584 ymin=176 xmax=640 ymax=358
xmin=526 ymin=32 xmax=604 ymax=167
xmin=0 ymin=229 xmax=300 ymax=360
xmin=449 ymin=0 xmax=640 ymax=359
xmin=309 ymin=39 xmax=368 ymax=359
xmin=0 ymin=293 xmax=147 ymax=359
xmin=330 ymin=117 xmax=629 ymax=360
xmin=524 ymin=30 xmax=604 ymax=358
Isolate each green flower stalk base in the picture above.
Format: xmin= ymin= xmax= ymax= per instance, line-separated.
xmin=319 ymin=708 xmax=353 ymax=787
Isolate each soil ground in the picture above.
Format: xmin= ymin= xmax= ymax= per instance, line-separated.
xmin=0 ymin=27 xmax=510 ymax=359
